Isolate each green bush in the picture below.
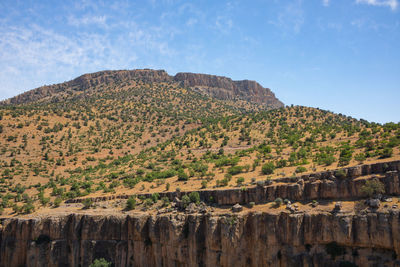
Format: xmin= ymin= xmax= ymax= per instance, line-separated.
xmin=295 ymin=166 xmax=307 ymax=173
xmin=181 ymin=195 xmax=190 ymax=208
xmin=151 ymin=193 xmax=160 ymax=203
xmin=227 ymin=165 xmax=243 ymax=175
xmin=53 ymin=197 xmax=62 ymax=207
xmin=361 ymin=179 xmax=385 ymax=197
xmin=236 ymin=177 xmax=245 ymax=186
xmin=126 ymin=196 xmax=136 ymax=210
xmin=161 ymin=196 xmax=170 ymax=207
xmin=262 ymin=162 xmax=275 ymax=175
xmin=82 ymin=198 xmax=93 ymax=209
xmin=89 ymin=258 xmax=112 ymax=267
xmin=274 ymin=197 xmax=283 ymax=207
xmin=177 ymin=169 xmax=189 ymax=181
xmin=380 ymin=147 xmax=393 ymax=159
xmin=23 ymin=202 xmax=35 ymax=214
xmin=188 ymin=191 xmax=200 ymax=204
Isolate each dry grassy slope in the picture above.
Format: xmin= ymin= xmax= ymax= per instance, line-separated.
xmin=0 ymin=70 xmax=399 ymax=216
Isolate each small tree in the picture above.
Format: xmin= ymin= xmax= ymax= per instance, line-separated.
xmin=189 ymin=191 xmax=200 ymax=204
xmin=181 ymin=195 xmax=190 ymax=208
xmin=126 ymin=196 xmax=136 ymax=210
xmin=274 ymin=197 xmax=283 ymax=207
xmin=262 ymin=162 xmax=275 ymax=175
xmin=53 ymin=197 xmax=62 ymax=208
xmin=361 ymin=179 xmax=385 ymax=198
xmin=82 ymin=198 xmax=93 ymax=209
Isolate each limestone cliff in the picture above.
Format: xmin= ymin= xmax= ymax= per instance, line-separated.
xmin=0 ymin=211 xmax=399 ymax=267
xmin=174 ymin=72 xmax=283 ymax=108
xmin=0 ymin=69 xmax=284 ymax=109
xmin=67 ymin=160 xmax=400 ymax=207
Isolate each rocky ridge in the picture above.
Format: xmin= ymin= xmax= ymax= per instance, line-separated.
xmin=0 ymin=69 xmax=284 ymax=109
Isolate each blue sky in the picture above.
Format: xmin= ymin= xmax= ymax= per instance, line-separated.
xmin=0 ymin=0 xmax=399 ymax=123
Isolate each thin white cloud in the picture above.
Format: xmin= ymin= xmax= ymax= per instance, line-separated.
xmin=323 ymin=0 xmax=330 ymax=7
xmin=67 ymin=15 xmax=108 ymax=27
xmin=215 ymin=16 xmax=233 ymax=34
xmin=269 ymin=0 xmax=304 ymax=34
xmin=355 ymin=0 xmax=398 ymax=10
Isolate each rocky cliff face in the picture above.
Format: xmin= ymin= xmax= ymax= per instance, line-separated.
xmin=0 ymin=69 xmax=172 ymax=105
xmin=174 ymin=72 xmax=284 ymax=109
xmin=2 ymin=160 xmax=400 ymax=267
xmin=0 ymin=211 xmax=399 ymax=267
xmin=67 ymin=160 xmax=400 ymax=207
xmin=1 ymin=69 xmax=284 ymax=109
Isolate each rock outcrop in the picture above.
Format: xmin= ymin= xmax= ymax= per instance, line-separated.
xmin=0 ymin=211 xmax=399 ymax=267
xmin=0 ymin=69 xmax=284 ymax=109
xmin=67 ymin=160 xmax=400 ymax=206
xmin=174 ymin=72 xmax=284 ymax=108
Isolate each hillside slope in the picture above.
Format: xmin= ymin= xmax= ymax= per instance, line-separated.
xmin=0 ymin=69 xmax=398 ymax=217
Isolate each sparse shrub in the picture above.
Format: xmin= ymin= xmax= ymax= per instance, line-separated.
xmin=126 ymin=196 xmax=136 ymax=210
xmin=295 ymin=166 xmax=307 ymax=173
xmin=151 ymin=193 xmax=160 ymax=203
xmin=361 ymin=179 xmax=385 ymax=198
xmin=177 ymin=169 xmax=189 ymax=181
xmin=89 ymin=258 xmax=112 ymax=267
xmin=274 ymin=197 xmax=283 ymax=207
xmin=354 ymin=153 xmax=366 ymax=163
xmin=262 ymin=162 xmax=275 ymax=175
xmin=380 ymin=147 xmax=393 ymax=159
xmin=82 ymin=198 xmax=93 ymax=209
xmin=227 ymin=165 xmax=243 ymax=175
xmin=236 ymin=177 xmax=245 ymax=186
xmin=181 ymin=195 xmax=190 ymax=208
xmin=53 ymin=197 xmax=62 ymax=208
xmin=335 ymin=169 xmax=347 ymax=179
xmin=161 ymin=196 xmax=170 ymax=207
xmin=144 ymin=198 xmax=153 ymax=207
xmin=23 ymin=202 xmax=35 ymax=214
xmin=188 ymin=191 xmax=200 ymax=204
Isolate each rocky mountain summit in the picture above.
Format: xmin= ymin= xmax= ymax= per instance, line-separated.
xmin=0 ymin=69 xmax=284 ymax=109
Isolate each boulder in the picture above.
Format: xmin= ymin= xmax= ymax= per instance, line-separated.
xmin=185 ymin=203 xmax=197 ymax=213
xmin=232 ymin=204 xmax=243 ymax=213
xmin=369 ymin=199 xmax=380 ymax=209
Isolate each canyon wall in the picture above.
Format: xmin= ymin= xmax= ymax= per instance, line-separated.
xmin=0 ymin=211 xmax=399 ymax=267
xmin=67 ymin=160 xmax=400 ymax=206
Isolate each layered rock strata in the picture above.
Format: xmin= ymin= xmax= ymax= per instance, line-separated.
xmin=0 ymin=211 xmax=399 ymax=267
xmin=67 ymin=160 xmax=400 ymax=206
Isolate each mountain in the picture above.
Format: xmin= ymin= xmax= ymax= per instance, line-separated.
xmin=0 ymin=69 xmax=284 ymax=109
xmin=0 ymin=68 xmax=400 ymax=266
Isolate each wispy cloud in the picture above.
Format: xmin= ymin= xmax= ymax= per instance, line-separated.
xmin=67 ymin=15 xmax=108 ymax=27
xmin=323 ymin=0 xmax=330 ymax=7
xmin=269 ymin=0 xmax=304 ymax=34
xmin=355 ymin=0 xmax=398 ymax=10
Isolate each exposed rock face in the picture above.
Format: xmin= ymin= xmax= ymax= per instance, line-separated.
xmin=67 ymin=160 xmax=400 ymax=206
xmin=174 ymin=72 xmax=284 ymax=108
xmin=1 ymin=69 xmax=284 ymax=109
xmin=1 ymin=211 xmax=399 ymax=267
xmin=1 ymin=69 xmax=172 ymax=105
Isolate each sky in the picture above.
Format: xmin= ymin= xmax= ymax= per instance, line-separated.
xmin=0 ymin=0 xmax=399 ymax=123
